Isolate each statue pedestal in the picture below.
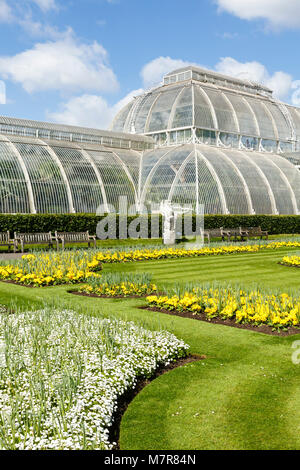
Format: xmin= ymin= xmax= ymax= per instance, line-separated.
xmin=163 ymin=229 xmax=176 ymax=245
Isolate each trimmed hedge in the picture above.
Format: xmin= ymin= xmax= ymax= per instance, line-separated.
xmin=202 ymin=215 xmax=300 ymax=235
xmin=0 ymin=213 xmax=300 ymax=238
xmin=0 ymin=214 xmax=162 ymax=239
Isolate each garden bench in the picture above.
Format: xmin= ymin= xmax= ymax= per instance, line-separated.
xmin=55 ymin=231 xmax=97 ymax=250
xmin=225 ymin=227 xmax=249 ymax=242
xmin=203 ymin=227 xmax=231 ymax=243
xmin=14 ymin=232 xmax=58 ymax=253
xmin=241 ymin=226 xmax=268 ymax=240
xmin=0 ymin=231 xmax=16 ymax=252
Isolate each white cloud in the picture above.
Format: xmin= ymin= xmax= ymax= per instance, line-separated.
xmin=0 ymin=1 xmax=60 ymax=37
xmin=141 ymin=56 xmax=200 ymax=88
xmin=19 ymin=16 xmax=72 ymax=39
xmin=0 ymin=80 xmax=6 ymax=104
xmin=30 ymin=0 xmax=57 ymax=12
xmin=0 ymin=0 xmax=13 ymax=22
xmin=48 ymin=95 xmax=115 ymax=129
xmin=216 ymin=0 xmax=300 ymax=29
xmin=48 ymin=89 xmax=143 ymax=129
xmin=215 ymin=57 xmax=294 ymax=101
xmin=0 ymin=33 xmax=119 ymax=94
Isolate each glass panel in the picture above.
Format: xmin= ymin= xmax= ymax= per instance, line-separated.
xmin=135 ymin=93 xmax=159 ymax=134
xmin=248 ymin=152 xmax=294 ymax=214
xmin=177 ymin=130 xmax=185 ymax=143
xmin=87 ymin=150 xmax=136 ymax=209
xmin=267 ymin=154 xmax=300 ymax=214
xmin=172 ymin=154 xmax=197 ymax=209
xmin=264 ymin=103 xmax=291 ymax=140
xmin=194 ymin=86 xmax=215 ymax=130
xmin=241 ymin=136 xmax=259 ymax=150
xmin=15 ymin=143 xmax=70 ymax=214
xmin=199 ymin=146 xmax=249 ymax=214
xmin=261 ymin=140 xmax=278 ymax=152
xmin=172 ymin=87 xmax=193 ymax=129
xmin=196 ymin=129 xmax=216 ymax=145
xmin=203 ymin=88 xmax=239 ymax=133
xmin=143 ymin=147 xmax=194 ymax=208
xmin=112 ymin=149 xmax=141 ymax=188
xmin=148 ymin=87 xmax=182 ymax=132
xmin=226 ymin=149 xmax=272 ymax=214
xmin=0 ymin=142 xmax=30 ymax=213
xmin=225 ymin=93 xmax=258 ymax=136
xmin=170 ymin=132 xmax=177 ymax=144
xmin=50 ymin=146 xmax=103 ymax=213
xmin=245 ymin=98 xmax=276 ymax=139
xmin=111 ymin=101 xmax=134 ymax=133
xmin=280 ymin=142 xmax=293 ymax=152
xmin=140 ymin=148 xmax=173 ymax=189
xmin=287 ymin=106 xmax=300 ymax=141
xmin=153 ymin=133 xmax=167 ymax=145
xmin=220 ymin=133 xmax=239 ymax=148
xmin=196 ymin=151 xmax=223 ymax=214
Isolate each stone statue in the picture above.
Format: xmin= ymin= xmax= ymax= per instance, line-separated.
xmin=160 ymin=200 xmax=176 ymax=245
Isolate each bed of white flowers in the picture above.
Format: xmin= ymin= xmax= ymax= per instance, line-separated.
xmin=0 ymin=307 xmax=188 ymax=450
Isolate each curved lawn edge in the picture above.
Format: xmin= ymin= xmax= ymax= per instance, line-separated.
xmin=110 ymin=354 xmax=204 ymax=449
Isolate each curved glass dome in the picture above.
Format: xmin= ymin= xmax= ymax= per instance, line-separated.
xmin=140 ymin=144 xmax=300 ymax=215
xmin=111 ymin=66 xmax=300 ymax=153
xmin=0 ymin=136 xmax=299 ymax=215
xmin=0 ymin=136 xmax=140 ymax=214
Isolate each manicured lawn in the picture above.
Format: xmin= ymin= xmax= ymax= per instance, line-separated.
xmin=1 ymin=244 xmax=300 ymax=449
xmin=105 ymin=245 xmax=300 ymax=290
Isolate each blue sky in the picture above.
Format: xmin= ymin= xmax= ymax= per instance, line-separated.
xmin=0 ymin=0 xmax=300 ymax=129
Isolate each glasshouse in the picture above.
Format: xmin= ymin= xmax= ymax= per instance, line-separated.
xmin=1 ymin=65 xmax=300 ymax=215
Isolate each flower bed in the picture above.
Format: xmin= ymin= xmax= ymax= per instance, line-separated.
xmin=0 ymin=308 xmax=188 ymax=450
xmin=1 ymin=240 xmax=300 ymax=288
xmin=146 ymin=285 xmax=300 ymax=330
xmin=0 ymin=251 xmax=102 ymax=286
xmin=280 ymin=255 xmax=300 ymax=268
xmin=94 ymin=240 xmax=300 ymax=264
xmin=76 ymin=272 xmax=157 ymax=298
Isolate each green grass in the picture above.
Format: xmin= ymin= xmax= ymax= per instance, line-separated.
xmin=0 ymin=232 xmax=297 ymax=254
xmin=1 ymin=244 xmax=300 ymax=449
xmin=0 ymin=237 xmax=164 ymax=254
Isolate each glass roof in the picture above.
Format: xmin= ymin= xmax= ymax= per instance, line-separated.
xmin=140 ymin=144 xmax=300 ymax=215
xmin=111 ymin=77 xmax=299 ymax=148
xmin=0 ymin=135 xmax=299 ymax=215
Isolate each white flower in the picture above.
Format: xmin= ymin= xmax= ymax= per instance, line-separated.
xmin=0 ymin=308 xmax=189 ymax=450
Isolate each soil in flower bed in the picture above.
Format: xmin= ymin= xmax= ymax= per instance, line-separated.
xmin=110 ymin=353 xmax=204 ymax=449
xmin=1 ymin=280 xmax=79 ymax=289
xmin=1 ymin=280 xmax=38 ymax=288
xmin=278 ymin=262 xmax=300 ymax=269
xmin=140 ymin=306 xmax=300 ymax=337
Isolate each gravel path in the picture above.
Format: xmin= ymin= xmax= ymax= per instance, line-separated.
xmin=0 ymin=253 xmax=23 ymax=261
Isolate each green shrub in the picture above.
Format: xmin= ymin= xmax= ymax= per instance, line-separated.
xmin=0 ymin=213 xmax=299 ymax=238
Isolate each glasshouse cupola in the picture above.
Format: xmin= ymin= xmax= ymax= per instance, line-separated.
xmin=111 ymin=65 xmax=300 ymax=154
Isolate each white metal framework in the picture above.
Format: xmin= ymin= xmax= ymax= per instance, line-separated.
xmin=1 ymin=65 xmax=300 ymax=215
xmin=112 ymin=65 xmax=300 ymax=154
